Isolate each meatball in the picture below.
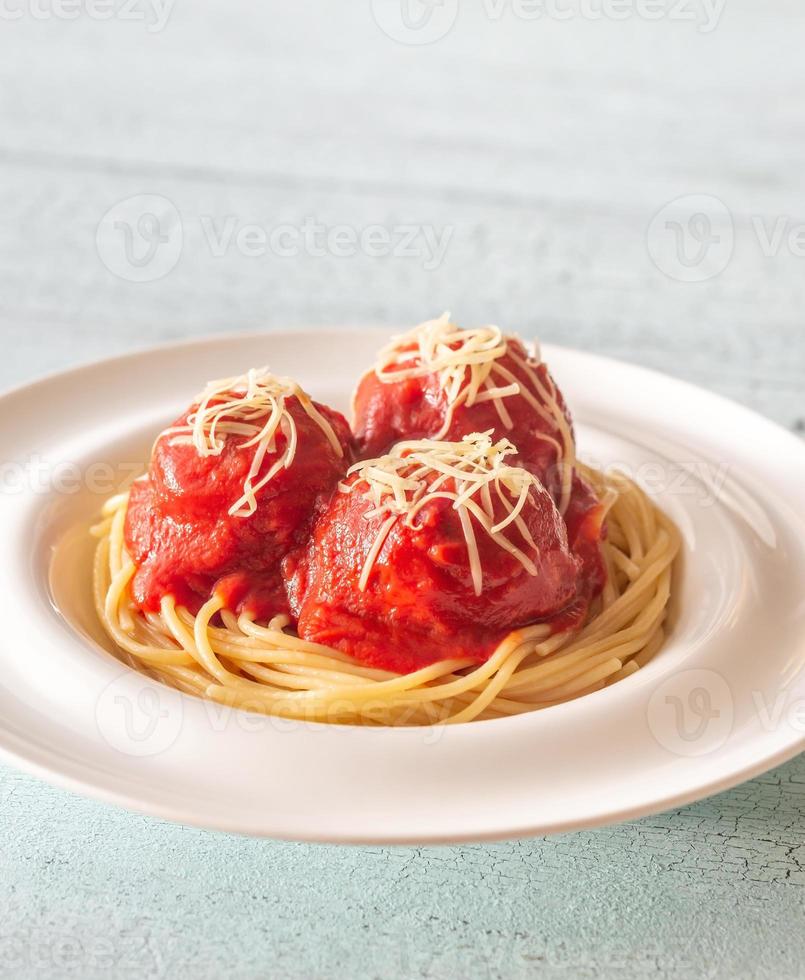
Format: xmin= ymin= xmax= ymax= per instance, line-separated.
xmin=352 ymin=316 xmax=575 ymax=506
xmin=125 ymin=368 xmax=352 ymax=617
xmin=291 ymin=434 xmax=584 ymax=673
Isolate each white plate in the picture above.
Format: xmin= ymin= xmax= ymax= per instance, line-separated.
xmin=1 ymin=329 xmax=804 ymax=844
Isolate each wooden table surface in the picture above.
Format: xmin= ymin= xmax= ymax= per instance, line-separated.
xmin=1 ymin=1 xmax=804 ymax=976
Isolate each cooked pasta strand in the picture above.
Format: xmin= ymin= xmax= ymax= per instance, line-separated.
xmin=92 ymin=463 xmax=679 ymax=725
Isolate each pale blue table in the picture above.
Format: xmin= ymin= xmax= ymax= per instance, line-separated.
xmin=1 ymin=2 xmax=804 ymax=976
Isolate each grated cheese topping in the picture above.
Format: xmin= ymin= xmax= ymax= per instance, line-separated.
xmin=367 ymin=314 xmax=577 ymax=513
xmin=156 ymin=366 xmax=343 ymax=518
xmin=341 ymin=432 xmax=544 ymax=596
xmin=371 ymin=312 xmax=522 ymax=437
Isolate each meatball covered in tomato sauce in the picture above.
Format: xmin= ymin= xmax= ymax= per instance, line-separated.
xmin=290 ymin=434 xmax=588 ymax=674
xmin=352 ymin=315 xmax=575 ymax=506
xmin=125 ymin=368 xmax=352 ymax=618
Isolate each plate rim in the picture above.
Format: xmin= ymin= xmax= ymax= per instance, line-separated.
xmin=1 ymin=725 xmax=803 ymax=845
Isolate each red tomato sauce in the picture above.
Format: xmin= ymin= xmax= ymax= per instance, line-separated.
xmin=546 ymin=474 xmax=608 ymax=633
xmin=122 ymin=358 xmax=608 ymax=675
xmin=290 ymin=469 xmax=593 ymax=674
xmin=124 ymin=397 xmax=352 ymax=618
xmin=352 ymin=337 xmax=572 ymax=500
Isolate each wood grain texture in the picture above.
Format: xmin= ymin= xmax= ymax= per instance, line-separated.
xmin=0 ymin=0 xmax=803 ymax=977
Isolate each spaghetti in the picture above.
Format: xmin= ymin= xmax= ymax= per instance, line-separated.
xmin=92 ymin=462 xmax=679 ymax=726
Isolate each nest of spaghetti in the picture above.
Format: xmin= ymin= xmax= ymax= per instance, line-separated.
xmin=91 ymin=316 xmax=680 ymax=726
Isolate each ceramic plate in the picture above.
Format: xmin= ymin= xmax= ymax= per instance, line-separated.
xmin=1 ymin=329 xmax=804 ymax=843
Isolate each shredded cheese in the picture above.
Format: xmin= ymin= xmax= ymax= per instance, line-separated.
xmin=366 ymin=314 xmax=577 ymax=514
xmin=342 ymin=432 xmax=544 ymax=596
xmin=156 ymin=366 xmax=343 ymax=518
xmin=371 ymin=313 xmax=520 ymax=437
